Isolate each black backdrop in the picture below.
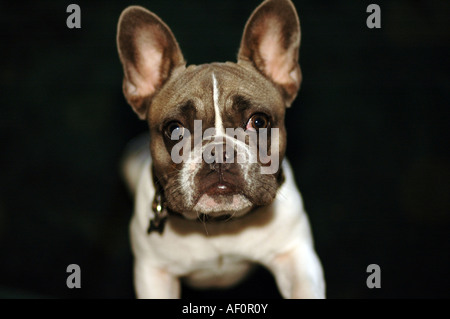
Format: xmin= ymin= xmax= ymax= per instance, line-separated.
xmin=0 ymin=0 xmax=448 ymax=298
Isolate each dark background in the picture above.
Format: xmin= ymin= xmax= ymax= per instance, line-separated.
xmin=0 ymin=0 xmax=448 ymax=298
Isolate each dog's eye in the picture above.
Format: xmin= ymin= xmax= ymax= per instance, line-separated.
xmin=165 ymin=121 xmax=185 ymax=140
xmin=246 ymin=113 xmax=269 ymax=131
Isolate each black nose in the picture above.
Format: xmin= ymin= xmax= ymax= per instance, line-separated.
xmin=210 ymin=162 xmax=231 ymax=173
xmin=208 ymin=144 xmax=234 ymax=171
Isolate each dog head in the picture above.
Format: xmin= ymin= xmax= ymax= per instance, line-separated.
xmin=117 ymin=0 xmax=301 ymax=220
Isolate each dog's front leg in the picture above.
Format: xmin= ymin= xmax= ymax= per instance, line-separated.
xmin=133 ymin=258 xmax=180 ymax=299
xmin=267 ymin=243 xmax=325 ymax=299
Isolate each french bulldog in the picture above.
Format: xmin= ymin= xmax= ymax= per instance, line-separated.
xmin=117 ymin=0 xmax=325 ymax=298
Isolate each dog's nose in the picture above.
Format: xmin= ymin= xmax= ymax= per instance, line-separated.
xmin=210 ymin=162 xmax=230 ymax=172
xmin=208 ymin=146 xmax=234 ymax=172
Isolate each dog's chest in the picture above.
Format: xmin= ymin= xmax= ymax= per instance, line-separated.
xmin=147 ymin=218 xmax=265 ymax=276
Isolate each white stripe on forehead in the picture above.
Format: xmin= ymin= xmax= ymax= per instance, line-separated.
xmin=212 ymin=72 xmax=225 ymax=136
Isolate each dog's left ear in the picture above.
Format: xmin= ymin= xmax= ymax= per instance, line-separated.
xmin=238 ymin=0 xmax=301 ymax=107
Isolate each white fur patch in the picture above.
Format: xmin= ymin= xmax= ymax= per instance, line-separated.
xmin=193 ymin=194 xmax=252 ymax=214
xmin=212 ymin=73 xmax=225 ymax=136
xmin=179 ymin=153 xmax=203 ymax=207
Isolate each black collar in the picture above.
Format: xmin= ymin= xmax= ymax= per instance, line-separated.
xmin=147 ymin=166 xmax=168 ymax=234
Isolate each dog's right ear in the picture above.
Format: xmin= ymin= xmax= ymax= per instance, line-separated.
xmin=117 ymin=6 xmax=185 ymax=120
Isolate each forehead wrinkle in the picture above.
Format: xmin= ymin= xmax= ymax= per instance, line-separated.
xmin=231 ymin=94 xmax=253 ymax=113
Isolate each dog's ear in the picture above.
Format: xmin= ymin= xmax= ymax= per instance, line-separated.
xmin=117 ymin=6 xmax=185 ymax=119
xmin=238 ymin=0 xmax=301 ymax=107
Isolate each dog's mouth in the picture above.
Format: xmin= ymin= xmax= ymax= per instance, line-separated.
xmin=202 ymin=181 xmax=237 ymax=197
xmin=195 ymin=168 xmax=242 ymax=199
xmin=191 ymin=173 xmax=253 ymax=218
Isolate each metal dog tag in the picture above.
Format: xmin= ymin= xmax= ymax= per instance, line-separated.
xmin=147 ymin=192 xmax=168 ymax=234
